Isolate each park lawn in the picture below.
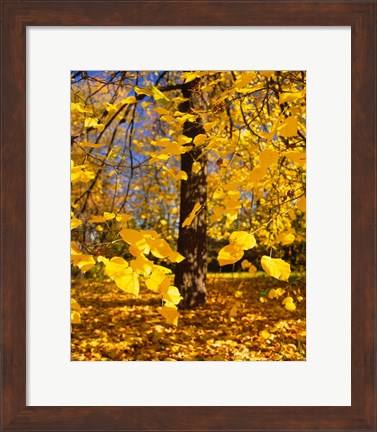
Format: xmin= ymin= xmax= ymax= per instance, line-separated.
xmin=71 ymin=273 xmax=306 ymax=361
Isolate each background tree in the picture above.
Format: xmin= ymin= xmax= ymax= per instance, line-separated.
xmin=174 ymin=79 xmax=208 ymax=308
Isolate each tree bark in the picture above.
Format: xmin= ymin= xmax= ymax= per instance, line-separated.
xmin=174 ymin=81 xmax=207 ymax=309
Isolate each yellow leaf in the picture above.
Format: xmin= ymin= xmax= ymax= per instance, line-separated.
xmin=260 ymin=71 xmax=274 ymax=78
xmin=151 ymin=86 xmax=170 ymax=105
xmin=284 ymin=151 xmax=306 ymax=167
xmin=193 ymin=134 xmax=207 ymax=146
xmin=260 ymin=113 xmax=284 ymax=142
xmin=192 ymin=161 xmax=201 ymax=174
xmin=150 ymin=238 xmax=173 ymax=259
xmin=122 ymin=96 xmax=137 ymax=104
xmin=84 ymin=117 xmax=105 ymax=132
xmin=120 ymin=228 xmax=150 ymax=254
xmin=282 ymin=297 xmax=296 ymax=311
xmin=97 ymin=255 xmax=127 ymax=268
xmin=241 ymin=259 xmax=251 ymax=270
xmin=173 ymin=110 xmax=185 ymax=117
xmin=160 ymin=115 xmax=175 ymax=124
xmin=248 ymin=264 xmax=257 ymax=275
xmin=268 ymin=288 xmax=286 ymax=299
xmin=261 ymin=256 xmax=291 ymax=282
xmin=176 ymin=136 xmax=192 ymax=146
xmin=71 ymin=252 xmax=96 ymax=273
xmin=217 ymin=244 xmax=244 ymax=266
xmin=259 ymin=148 xmax=279 ymax=166
xmin=210 ymin=204 xmax=224 ymax=223
xmin=71 ymin=311 xmax=81 ymax=324
xmin=203 ymin=121 xmax=216 ymax=132
xmin=182 ymin=72 xmax=200 ymax=83
xmin=129 ymin=245 xmax=142 ymax=257
xmin=144 ymin=229 xmax=159 ymax=241
xmin=71 ymin=216 xmax=82 ymax=230
xmin=154 ymin=107 xmax=170 ymax=115
xmin=116 ymin=213 xmax=131 ymax=223
xmin=175 ymin=113 xmax=197 ymax=124
xmin=154 ymin=137 xmax=171 ymax=147
xmin=79 ymin=141 xmax=106 ymax=148
xmin=134 ymin=86 xmax=153 ymax=96
xmin=71 ymin=102 xmax=92 ymax=114
xmin=160 ymin=282 xmax=182 ymax=305
xmin=71 ymin=160 xmax=95 ymax=184
xmin=118 ymin=269 xmax=139 ymax=296
xmin=279 ymin=89 xmax=305 ymax=104
xmin=161 ymin=141 xmax=192 ymax=156
xmin=130 ymin=253 xmax=154 ymax=275
xmin=90 ymin=215 xmax=106 ymax=223
xmin=168 ymin=251 xmax=185 ymax=263
xmin=182 ymin=203 xmax=202 ymax=228
xmin=106 ymin=102 xmax=118 ymax=112
xmin=175 ymin=170 xmax=188 ymax=181
xmin=153 ymin=265 xmax=172 ymax=274
xmin=103 ymin=212 xmax=115 ymax=220
xmin=229 ymin=306 xmax=238 ymax=317
xmin=70 ymin=241 xmax=81 ymax=254
xmin=71 ymin=298 xmax=81 ymax=311
xmin=277 ymin=116 xmax=298 ymax=137
xmin=275 ymin=288 xmax=286 ymax=297
xmin=229 ymin=231 xmax=256 ymax=250
xmin=260 ymin=329 xmax=271 ymax=339
xmin=158 ymin=304 xmax=179 ymax=326
xmin=145 ymin=270 xmax=167 ymax=292
xmin=98 ymin=256 xmax=139 ymax=296
xmin=297 ymin=196 xmax=306 ymax=212
xmin=237 ymin=83 xmax=265 ymax=94
xmin=277 ymin=232 xmax=295 ymax=246
xmin=201 ymin=78 xmax=222 ymax=91
xmin=249 ymin=166 xmax=267 ymax=183
xmin=172 ymin=96 xmax=188 ymax=104
xmin=235 ymin=72 xmax=254 ymax=89
xmin=260 ymin=130 xmax=275 ymax=142
xmin=282 ymin=296 xmax=294 ymax=305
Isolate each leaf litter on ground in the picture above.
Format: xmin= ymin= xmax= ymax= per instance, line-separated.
xmin=71 ymin=273 xmax=306 ymax=361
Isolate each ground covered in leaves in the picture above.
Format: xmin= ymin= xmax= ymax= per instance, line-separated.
xmin=71 ymin=273 xmax=306 ymax=361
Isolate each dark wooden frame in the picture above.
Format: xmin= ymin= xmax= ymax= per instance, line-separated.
xmin=1 ymin=1 xmax=376 ymax=431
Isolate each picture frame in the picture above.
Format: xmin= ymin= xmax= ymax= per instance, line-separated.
xmin=1 ymin=1 xmax=375 ymax=431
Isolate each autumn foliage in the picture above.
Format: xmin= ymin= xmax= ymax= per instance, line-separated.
xmin=71 ymin=70 xmax=306 ymax=360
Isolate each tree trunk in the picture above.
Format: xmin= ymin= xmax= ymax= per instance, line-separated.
xmin=174 ymin=81 xmax=207 ymax=309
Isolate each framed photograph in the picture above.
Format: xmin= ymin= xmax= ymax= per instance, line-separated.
xmin=1 ymin=1 xmax=375 ymax=431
